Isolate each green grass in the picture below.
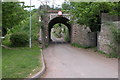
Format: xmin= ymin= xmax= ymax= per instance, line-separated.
xmin=97 ymin=50 xmax=119 ymax=58
xmin=71 ymin=43 xmax=94 ymax=49
xmin=109 ymin=52 xmax=119 ymax=58
xmin=2 ymin=43 xmax=42 ymax=78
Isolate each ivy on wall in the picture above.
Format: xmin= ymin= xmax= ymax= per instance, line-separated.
xmin=108 ymin=22 xmax=120 ymax=43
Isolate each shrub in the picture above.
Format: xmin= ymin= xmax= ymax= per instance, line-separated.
xmin=2 ymin=34 xmax=11 ymax=46
xmin=10 ymin=32 xmax=29 ymax=47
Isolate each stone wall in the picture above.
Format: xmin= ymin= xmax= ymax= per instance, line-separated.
xmin=97 ymin=13 xmax=120 ymax=54
xmin=102 ymin=13 xmax=120 ymax=22
xmin=45 ymin=13 xmax=71 ymax=44
xmin=39 ymin=12 xmax=120 ymax=51
xmin=71 ymin=23 xmax=97 ymax=47
xmin=43 ymin=13 xmax=50 ymax=44
xmin=97 ymin=23 xmax=114 ymax=54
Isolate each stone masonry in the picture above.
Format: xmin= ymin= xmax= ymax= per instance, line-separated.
xmin=39 ymin=10 xmax=97 ymax=48
xmin=97 ymin=13 xmax=120 ymax=54
xmin=71 ymin=23 xmax=97 ymax=47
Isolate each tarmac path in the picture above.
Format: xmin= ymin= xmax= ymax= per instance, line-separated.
xmin=42 ymin=43 xmax=118 ymax=78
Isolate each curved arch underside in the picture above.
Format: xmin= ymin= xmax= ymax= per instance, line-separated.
xmin=48 ymin=16 xmax=71 ymax=42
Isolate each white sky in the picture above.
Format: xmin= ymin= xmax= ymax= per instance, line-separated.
xmin=19 ymin=0 xmax=65 ymax=10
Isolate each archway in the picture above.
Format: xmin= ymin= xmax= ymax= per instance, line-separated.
xmin=48 ymin=16 xmax=71 ymax=43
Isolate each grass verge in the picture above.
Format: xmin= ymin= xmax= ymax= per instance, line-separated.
xmin=2 ymin=42 xmax=42 ymax=78
xmin=97 ymin=50 xmax=119 ymax=58
xmin=71 ymin=43 xmax=94 ymax=49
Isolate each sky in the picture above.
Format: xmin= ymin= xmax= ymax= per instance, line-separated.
xmin=19 ymin=0 xmax=65 ymax=10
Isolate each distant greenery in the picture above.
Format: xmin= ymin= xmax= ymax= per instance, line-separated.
xmin=52 ymin=23 xmax=70 ymax=41
xmin=52 ymin=24 xmax=63 ymax=38
xmin=2 ymin=42 xmax=42 ymax=78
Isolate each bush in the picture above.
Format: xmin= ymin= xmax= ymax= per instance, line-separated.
xmin=10 ymin=32 xmax=29 ymax=47
xmin=2 ymin=34 xmax=11 ymax=46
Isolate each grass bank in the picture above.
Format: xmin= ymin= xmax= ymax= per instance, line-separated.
xmin=71 ymin=43 xmax=94 ymax=49
xmin=2 ymin=42 xmax=42 ymax=78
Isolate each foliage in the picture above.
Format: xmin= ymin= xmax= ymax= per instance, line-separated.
xmin=52 ymin=24 xmax=63 ymax=38
xmin=39 ymin=5 xmax=51 ymax=10
xmin=70 ymin=2 xmax=119 ymax=32
xmin=97 ymin=22 xmax=120 ymax=58
xmin=62 ymin=1 xmax=71 ymax=10
xmin=112 ymin=28 xmax=120 ymax=43
xmin=20 ymin=12 xmax=40 ymax=41
xmin=97 ymin=50 xmax=119 ymax=58
xmin=3 ymin=10 xmax=40 ymax=46
xmin=10 ymin=32 xmax=29 ymax=47
xmin=21 ymin=11 xmax=40 ymax=41
xmin=2 ymin=2 xmax=29 ymax=36
xmin=52 ymin=23 xmax=70 ymax=41
xmin=109 ymin=52 xmax=119 ymax=58
xmin=108 ymin=22 xmax=120 ymax=43
xmin=61 ymin=1 xmax=73 ymax=13
xmin=64 ymin=36 xmax=69 ymax=42
xmin=2 ymin=34 xmax=11 ymax=46
xmin=62 ymin=24 xmax=70 ymax=41
xmin=109 ymin=2 xmax=120 ymax=16
xmin=97 ymin=50 xmax=107 ymax=54
xmin=2 ymin=42 xmax=42 ymax=78
xmin=71 ymin=43 xmax=93 ymax=49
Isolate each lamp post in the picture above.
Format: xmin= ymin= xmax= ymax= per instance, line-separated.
xmin=29 ymin=0 xmax=32 ymax=48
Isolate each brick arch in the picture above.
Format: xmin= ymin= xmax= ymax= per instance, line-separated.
xmin=48 ymin=16 xmax=71 ymax=42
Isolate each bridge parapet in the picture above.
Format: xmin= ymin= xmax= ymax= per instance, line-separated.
xmin=50 ymin=13 xmax=70 ymax=20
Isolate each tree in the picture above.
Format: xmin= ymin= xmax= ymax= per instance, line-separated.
xmin=2 ymin=2 xmax=28 ymax=36
xmin=70 ymin=2 xmax=119 ymax=32
xmin=62 ymin=2 xmax=71 ymax=10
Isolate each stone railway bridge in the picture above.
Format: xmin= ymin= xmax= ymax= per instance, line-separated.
xmin=39 ymin=10 xmax=97 ymax=48
xmin=39 ymin=10 xmax=120 ymax=55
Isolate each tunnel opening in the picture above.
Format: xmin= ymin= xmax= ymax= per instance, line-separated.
xmin=50 ymin=23 xmax=70 ymax=43
xmin=48 ymin=17 xmax=71 ymax=43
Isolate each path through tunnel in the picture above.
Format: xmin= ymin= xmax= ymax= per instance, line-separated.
xmin=48 ymin=16 xmax=71 ymax=43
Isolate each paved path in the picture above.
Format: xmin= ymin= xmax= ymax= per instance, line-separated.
xmin=42 ymin=44 xmax=118 ymax=78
